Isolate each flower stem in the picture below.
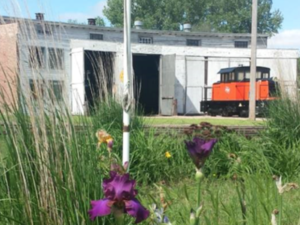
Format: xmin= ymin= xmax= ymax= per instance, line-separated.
xmin=278 ymin=194 xmax=283 ymax=225
xmin=115 ymin=214 xmax=124 ymax=225
xmin=195 ymin=178 xmax=201 ymax=225
xmin=197 ymin=179 xmax=201 ymax=207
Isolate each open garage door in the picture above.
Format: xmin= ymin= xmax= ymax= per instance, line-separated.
xmin=133 ymin=54 xmax=160 ymax=115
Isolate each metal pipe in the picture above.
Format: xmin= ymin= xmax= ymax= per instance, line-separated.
xmin=249 ymin=0 xmax=257 ymax=120
xmin=122 ymin=0 xmax=132 ymax=166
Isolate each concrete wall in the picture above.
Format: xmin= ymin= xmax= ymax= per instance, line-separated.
xmin=0 ymin=23 xmax=19 ymax=109
xmin=71 ymin=39 xmax=299 ymax=114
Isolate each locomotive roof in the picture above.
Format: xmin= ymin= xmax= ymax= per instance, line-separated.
xmin=218 ymin=66 xmax=270 ymax=74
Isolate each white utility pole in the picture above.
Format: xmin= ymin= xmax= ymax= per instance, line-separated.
xmin=249 ymin=0 xmax=258 ymax=120
xmin=122 ymin=0 xmax=132 ymax=165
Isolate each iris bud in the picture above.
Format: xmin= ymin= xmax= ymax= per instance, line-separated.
xmin=195 ymin=168 xmax=204 ymax=181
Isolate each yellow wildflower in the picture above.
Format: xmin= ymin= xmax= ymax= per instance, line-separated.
xmin=165 ymin=151 xmax=171 ymax=158
xmin=96 ymin=130 xmax=114 ymax=151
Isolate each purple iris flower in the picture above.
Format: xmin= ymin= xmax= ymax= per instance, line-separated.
xmin=185 ymin=137 xmax=217 ymax=169
xmin=88 ymin=171 xmax=149 ymax=224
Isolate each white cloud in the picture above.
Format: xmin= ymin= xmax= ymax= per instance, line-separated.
xmin=268 ymin=30 xmax=300 ymax=50
xmin=58 ymin=0 xmax=107 ymax=23
xmin=91 ymin=1 xmax=108 ymax=18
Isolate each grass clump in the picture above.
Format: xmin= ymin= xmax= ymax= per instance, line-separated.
xmin=141 ymin=174 xmax=300 ymax=225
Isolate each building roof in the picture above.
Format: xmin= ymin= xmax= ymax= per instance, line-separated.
xmin=218 ymin=66 xmax=270 ymax=74
xmin=0 ymin=15 xmax=269 ymax=39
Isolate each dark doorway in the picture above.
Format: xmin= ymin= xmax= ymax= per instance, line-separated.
xmin=84 ymin=51 xmax=114 ymax=113
xmin=133 ymin=54 xmax=160 ymax=115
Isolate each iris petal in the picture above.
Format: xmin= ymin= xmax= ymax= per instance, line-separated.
xmin=88 ymin=199 xmax=111 ymax=220
xmin=185 ymin=137 xmax=217 ymax=168
xmin=103 ymin=172 xmax=137 ymax=201
xmin=125 ymin=198 xmax=150 ymax=224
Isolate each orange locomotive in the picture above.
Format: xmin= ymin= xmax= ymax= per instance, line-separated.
xmin=201 ymin=66 xmax=278 ymax=117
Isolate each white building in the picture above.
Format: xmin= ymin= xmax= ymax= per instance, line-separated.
xmin=0 ymin=14 xmax=298 ymax=115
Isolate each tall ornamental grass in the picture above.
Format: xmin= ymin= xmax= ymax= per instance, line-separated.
xmin=0 ymin=94 xmax=106 ymax=224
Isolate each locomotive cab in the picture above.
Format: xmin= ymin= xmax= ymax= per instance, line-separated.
xmin=201 ymin=66 xmax=278 ymax=117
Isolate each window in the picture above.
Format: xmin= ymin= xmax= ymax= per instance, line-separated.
xmin=245 ymin=72 xmax=250 ymax=79
xmin=90 ymin=33 xmax=103 ymax=40
xmin=139 ymin=36 xmax=153 ymax=44
xmin=262 ymin=73 xmax=269 ymax=79
xmin=221 ymin=74 xmax=230 ymax=82
xmin=29 ymin=47 xmax=45 ymax=68
xmin=49 ymin=48 xmax=64 ymax=70
xmin=186 ymin=39 xmax=201 ymax=46
xmin=29 ymin=47 xmax=64 ymax=70
xmin=29 ymin=79 xmax=45 ymax=100
xmin=29 ymin=79 xmax=64 ymax=101
xmin=36 ymin=24 xmax=52 ymax=35
xmin=235 ymin=41 xmax=248 ymax=48
xmin=229 ymin=73 xmax=235 ymax=81
xmin=49 ymin=80 xmax=64 ymax=101
xmin=223 ymin=74 xmax=229 ymax=82
xmin=256 ymin=72 xmax=261 ymax=79
xmin=221 ymin=74 xmax=225 ymax=82
xmin=237 ymin=72 xmax=244 ymax=81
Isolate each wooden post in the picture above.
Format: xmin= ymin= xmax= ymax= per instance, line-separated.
xmin=249 ymin=0 xmax=258 ymax=120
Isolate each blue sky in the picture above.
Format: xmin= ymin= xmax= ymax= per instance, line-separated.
xmin=272 ymin=0 xmax=300 ymax=30
xmin=0 ymin=0 xmax=298 ymax=29
xmin=1 ymin=0 xmax=299 ymax=49
xmin=0 ymin=0 xmax=108 ymax=23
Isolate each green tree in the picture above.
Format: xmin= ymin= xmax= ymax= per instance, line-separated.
xmin=103 ymin=0 xmax=283 ymax=34
xmin=206 ymin=0 xmax=283 ymax=34
xmin=103 ymin=0 xmax=207 ymax=30
xmin=103 ymin=0 xmax=124 ymax=27
xmin=95 ymin=16 xmax=106 ymax=27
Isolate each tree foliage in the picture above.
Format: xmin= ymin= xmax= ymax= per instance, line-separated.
xmin=103 ymin=0 xmax=283 ymax=34
xmin=95 ymin=16 xmax=106 ymax=27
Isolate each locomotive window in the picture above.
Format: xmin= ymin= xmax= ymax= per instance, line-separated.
xmin=245 ymin=72 xmax=250 ymax=79
xmin=229 ymin=73 xmax=235 ymax=81
xmin=256 ymin=72 xmax=261 ymax=79
xmin=237 ymin=72 xmax=244 ymax=81
xmin=224 ymin=74 xmax=229 ymax=82
xmin=262 ymin=73 xmax=269 ymax=79
xmin=221 ymin=74 xmax=225 ymax=82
